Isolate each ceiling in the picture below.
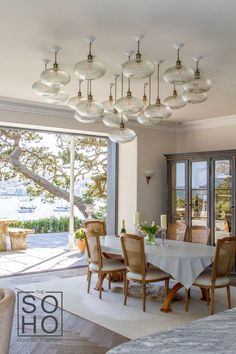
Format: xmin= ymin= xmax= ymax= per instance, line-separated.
xmin=1 ymin=0 xmax=236 ymax=123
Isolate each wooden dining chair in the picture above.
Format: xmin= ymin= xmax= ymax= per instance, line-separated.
xmin=167 ymin=223 xmax=187 ymax=241
xmin=188 ymin=226 xmax=210 ymax=245
xmin=185 ymin=236 xmax=236 ymax=315
xmin=84 ymin=220 xmax=106 ymax=236
xmin=85 ymin=230 xmax=126 ymax=299
xmin=121 ymin=234 xmax=170 ymax=312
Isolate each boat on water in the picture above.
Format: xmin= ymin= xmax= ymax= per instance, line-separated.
xmin=17 ymin=206 xmax=36 ymax=213
xmin=53 ymin=200 xmax=70 ymax=212
xmin=17 ymin=198 xmax=37 ymax=213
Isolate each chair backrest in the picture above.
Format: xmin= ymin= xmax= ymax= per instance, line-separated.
xmin=188 ymin=226 xmax=210 ymax=245
xmin=84 ymin=230 xmax=103 ymax=269
xmin=121 ymin=234 xmax=146 ymax=277
xmin=84 ymin=220 xmax=106 ymax=236
xmin=167 ymin=223 xmax=187 ymax=241
xmin=212 ymin=236 xmax=236 ymax=280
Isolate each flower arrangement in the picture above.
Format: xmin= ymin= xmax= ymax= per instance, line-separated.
xmin=139 ymin=221 xmax=159 ymax=245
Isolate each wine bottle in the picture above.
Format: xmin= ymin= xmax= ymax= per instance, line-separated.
xmin=120 ymin=220 xmax=126 ymax=234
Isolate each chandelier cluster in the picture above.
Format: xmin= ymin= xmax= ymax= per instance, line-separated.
xmin=32 ymin=36 xmax=212 ymax=144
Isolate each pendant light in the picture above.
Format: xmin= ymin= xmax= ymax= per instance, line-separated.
xmin=163 ymin=44 xmax=194 ymax=85
xmin=145 ymin=61 xmax=172 ymax=120
xmin=74 ymin=36 xmax=106 ymax=80
xmin=40 ymin=47 xmax=71 ymax=87
xmin=67 ymin=80 xmax=84 ymax=110
xmin=74 ymin=111 xmax=99 ymax=124
xmin=109 ymin=115 xmax=136 ymax=144
xmin=137 ymin=81 xmax=153 ymax=125
xmin=122 ymin=34 xmax=154 ymax=79
xmin=103 ymin=74 xmax=128 ymax=128
xmin=32 ymin=59 xmax=60 ymax=97
xmin=183 ymin=57 xmax=212 ymax=93
xmin=103 ymin=83 xmax=115 ymax=112
xmin=164 ymin=83 xmax=187 ymax=109
xmin=115 ymin=51 xmax=144 ymax=114
xmin=182 ymin=91 xmax=208 ymax=104
xmin=76 ymin=80 xmax=103 ymax=118
xmin=44 ymin=89 xmax=69 ymax=104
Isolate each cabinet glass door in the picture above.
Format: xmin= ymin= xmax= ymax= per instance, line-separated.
xmin=190 ymin=161 xmax=209 ymax=227
xmin=214 ymin=159 xmax=232 ymax=242
xmin=170 ymin=161 xmax=187 ymax=223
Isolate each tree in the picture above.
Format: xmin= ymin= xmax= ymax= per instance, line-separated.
xmin=0 ymin=128 xmax=107 ymax=217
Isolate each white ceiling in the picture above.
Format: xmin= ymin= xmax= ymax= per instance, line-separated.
xmin=1 ymin=0 xmax=236 ymax=123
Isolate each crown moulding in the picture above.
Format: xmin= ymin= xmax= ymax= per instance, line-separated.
xmin=0 ymin=96 xmax=236 ymax=133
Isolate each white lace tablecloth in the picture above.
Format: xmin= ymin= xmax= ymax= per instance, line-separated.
xmin=100 ymin=236 xmax=215 ymax=289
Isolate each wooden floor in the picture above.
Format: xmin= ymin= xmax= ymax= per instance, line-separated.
xmin=1 ymin=268 xmax=128 ymax=354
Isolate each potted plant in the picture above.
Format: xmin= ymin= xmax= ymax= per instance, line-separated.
xmin=75 ymin=228 xmax=86 ymax=253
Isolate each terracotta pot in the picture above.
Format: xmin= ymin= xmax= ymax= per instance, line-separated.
xmin=77 ymin=239 xmax=86 ymax=253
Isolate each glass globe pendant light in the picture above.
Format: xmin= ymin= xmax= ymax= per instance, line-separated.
xmin=115 ymin=51 xmax=144 ymax=114
xmin=103 ymin=83 xmax=115 ymax=112
xmin=103 ymin=74 xmax=128 ymax=128
xmin=109 ymin=115 xmax=136 ymax=144
xmin=67 ymin=80 xmax=84 ymax=110
xmin=74 ymin=36 xmax=106 ymax=80
xmin=43 ymin=89 xmax=69 ymax=104
xmin=182 ymin=91 xmax=208 ymax=104
xmin=164 ymin=83 xmax=187 ymax=109
xmin=183 ymin=57 xmax=212 ymax=94
xmin=74 ymin=111 xmax=99 ymax=124
xmin=40 ymin=47 xmax=71 ymax=87
xmin=76 ymin=80 xmax=103 ymax=118
xmin=145 ymin=61 xmax=172 ymax=120
xmin=163 ymin=44 xmax=194 ymax=85
xmin=32 ymin=59 xmax=60 ymax=97
xmin=122 ymin=34 xmax=154 ymax=79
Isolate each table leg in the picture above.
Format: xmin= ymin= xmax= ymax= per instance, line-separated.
xmin=94 ymin=273 xmax=106 ymax=291
xmin=160 ymin=282 xmax=183 ymax=313
xmin=200 ymin=287 xmax=208 ymax=301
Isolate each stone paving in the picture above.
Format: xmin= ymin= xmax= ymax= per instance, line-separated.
xmin=0 ymin=232 xmax=87 ymax=277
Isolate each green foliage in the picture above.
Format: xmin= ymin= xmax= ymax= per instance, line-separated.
xmin=94 ymin=205 xmax=106 ymax=220
xmin=139 ymin=221 xmax=159 ymax=235
xmin=75 ymin=228 xmax=85 ymax=240
xmin=9 ymin=216 xmax=81 ymax=234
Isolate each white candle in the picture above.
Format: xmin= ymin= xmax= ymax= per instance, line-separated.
xmin=134 ymin=212 xmax=140 ymax=225
xmin=160 ymin=214 xmax=167 ymax=229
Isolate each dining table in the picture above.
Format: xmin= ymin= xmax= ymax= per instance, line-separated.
xmin=100 ymin=235 xmax=216 ymax=312
xmin=0 ymin=219 xmax=17 ymax=251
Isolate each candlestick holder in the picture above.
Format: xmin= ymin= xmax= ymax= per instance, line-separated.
xmin=160 ymin=228 xmax=168 ymax=247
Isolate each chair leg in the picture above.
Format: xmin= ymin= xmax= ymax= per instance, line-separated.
xmin=124 ymin=279 xmax=129 ymax=305
xmin=210 ymin=287 xmax=215 ymax=315
xmin=142 ymin=283 xmax=146 ymax=312
xmin=99 ymin=272 xmax=103 ymax=300
xmin=227 ymin=285 xmax=231 ymax=309
xmin=123 ymin=272 xmax=126 ymax=295
xmin=185 ymin=288 xmax=189 ymax=312
xmin=165 ymin=278 xmax=169 ymax=295
xmin=87 ymin=270 xmax=92 ymax=293
xmin=108 ymin=274 xmax=111 ymax=290
xmin=206 ymin=288 xmax=210 ymax=306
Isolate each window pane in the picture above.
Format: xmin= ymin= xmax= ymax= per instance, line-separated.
xmin=172 ymin=162 xmax=185 ymax=189
xmin=192 ymin=161 xmax=207 ymax=189
xmin=215 ymin=160 xmax=232 ymax=241
xmin=171 ymin=189 xmax=186 ymax=222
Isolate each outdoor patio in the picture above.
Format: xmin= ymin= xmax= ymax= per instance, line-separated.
xmin=0 ymin=232 xmax=87 ymax=277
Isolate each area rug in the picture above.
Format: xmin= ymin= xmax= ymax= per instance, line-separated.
xmin=17 ymin=275 xmax=236 ymax=339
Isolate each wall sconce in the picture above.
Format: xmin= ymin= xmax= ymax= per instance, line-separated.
xmin=144 ymin=171 xmax=154 ymax=184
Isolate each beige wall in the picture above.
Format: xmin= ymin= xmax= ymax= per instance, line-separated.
xmin=176 ymin=125 xmax=236 ymax=153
